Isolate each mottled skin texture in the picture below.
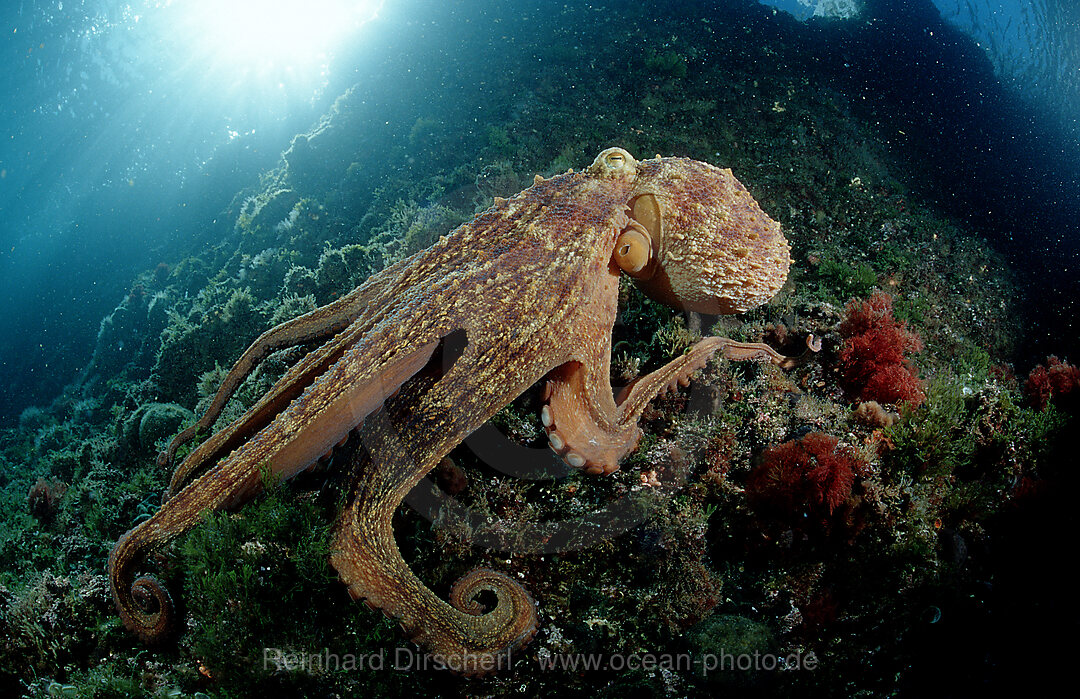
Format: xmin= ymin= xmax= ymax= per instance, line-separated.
xmin=108 ymin=148 xmax=801 ymax=672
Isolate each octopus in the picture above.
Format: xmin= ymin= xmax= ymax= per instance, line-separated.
xmin=109 ymin=147 xmax=810 ymax=673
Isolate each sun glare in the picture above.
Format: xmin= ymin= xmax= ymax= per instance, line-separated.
xmin=184 ymin=0 xmax=383 ymax=82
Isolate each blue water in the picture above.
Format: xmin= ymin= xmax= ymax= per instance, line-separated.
xmin=1 ymin=0 xmax=1079 ymax=422
xmin=0 ymin=0 xmax=385 ymax=419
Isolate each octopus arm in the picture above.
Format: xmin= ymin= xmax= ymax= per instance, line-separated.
xmin=109 ymin=335 xmax=441 ymax=643
xmin=329 ymin=328 xmax=541 ymax=674
xmin=162 ymin=267 xmax=410 ymax=498
xmin=332 ymin=495 xmax=538 ymax=673
xmin=544 ymin=336 xmax=815 ymax=475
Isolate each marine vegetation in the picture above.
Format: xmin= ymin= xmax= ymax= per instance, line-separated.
xmin=837 ymin=291 xmax=925 ymax=406
xmin=1024 ymin=355 xmax=1080 ymax=412
xmin=745 ymin=432 xmax=867 ymax=535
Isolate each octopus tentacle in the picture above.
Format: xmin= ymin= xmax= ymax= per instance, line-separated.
xmin=159 ymin=286 xmax=361 ymax=470
xmin=542 ymin=338 xmax=725 ymax=475
xmin=111 ymin=337 xmax=442 ymax=641
xmin=164 ymin=323 xmax=360 ymax=498
xmin=122 ymin=575 xmax=174 ymax=642
xmin=159 ymin=259 xmax=411 ymax=482
xmin=328 ymin=331 xmax=541 ymax=673
xmin=332 ymin=492 xmax=537 ymax=674
xmin=163 ymin=277 xmax=421 ymax=499
xmin=109 ymin=453 xmax=268 ymax=641
xmin=612 ymin=337 xmax=734 ymax=419
xmin=544 ymin=335 xmax=818 ymax=475
xmin=541 ymin=360 xmax=642 ymax=475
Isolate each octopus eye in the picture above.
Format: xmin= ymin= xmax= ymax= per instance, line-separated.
xmin=587 ymin=148 xmax=637 ymax=179
xmin=614 ymin=226 xmax=652 ymax=277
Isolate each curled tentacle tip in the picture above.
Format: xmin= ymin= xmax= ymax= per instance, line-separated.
xmin=121 ymin=575 xmax=176 ymax=644
xmin=448 ymin=567 xmax=539 ymax=651
xmin=774 ymin=333 xmax=823 ymax=369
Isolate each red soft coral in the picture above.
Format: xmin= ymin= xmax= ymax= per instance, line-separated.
xmin=746 ymin=432 xmax=863 ymax=529
xmin=1024 ymin=356 xmax=1080 ymax=412
xmin=838 ymin=291 xmax=925 ymax=406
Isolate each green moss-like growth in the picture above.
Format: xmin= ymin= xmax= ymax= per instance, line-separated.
xmin=18 ymin=406 xmax=53 ymax=433
xmin=237 ymin=189 xmax=301 ymax=236
xmin=239 ymin=246 xmax=295 ymax=301
xmin=814 ymin=255 xmax=878 ymax=301
xmin=368 ymin=198 xmax=468 ymax=262
xmin=0 ymin=572 xmax=116 ymax=693
xmin=153 ymin=287 xmax=266 ymax=405
xmin=685 ymin=614 xmax=778 ymax=689
xmin=33 ymin=423 xmax=74 ymax=458
xmin=269 ymin=293 xmax=318 ymax=327
xmin=313 ymin=247 xmax=350 ymax=304
xmin=645 ymin=49 xmax=689 ymax=79
xmin=178 ymin=480 xmax=419 ymax=694
xmin=120 ymin=402 xmax=193 ymax=456
xmin=886 ymin=380 xmax=978 ymax=478
xmin=408 ymin=116 xmax=443 ymax=146
xmin=169 ymin=256 xmax=212 ymax=297
xmin=486 ymin=125 xmax=513 ymax=155
xmin=180 ymin=482 xmax=328 ymax=683
xmin=282 ymin=265 xmax=318 ymax=299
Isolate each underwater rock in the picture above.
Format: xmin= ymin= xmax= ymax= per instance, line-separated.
xmin=684 ymin=614 xmax=778 ymax=689
xmin=87 ymin=299 xmax=148 ymax=381
xmin=281 ymin=96 xmax=361 ymax=192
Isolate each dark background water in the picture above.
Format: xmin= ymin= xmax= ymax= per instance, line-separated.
xmin=812 ymin=0 xmax=1080 ymax=358
xmin=1 ymin=0 xmax=1078 ymax=424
